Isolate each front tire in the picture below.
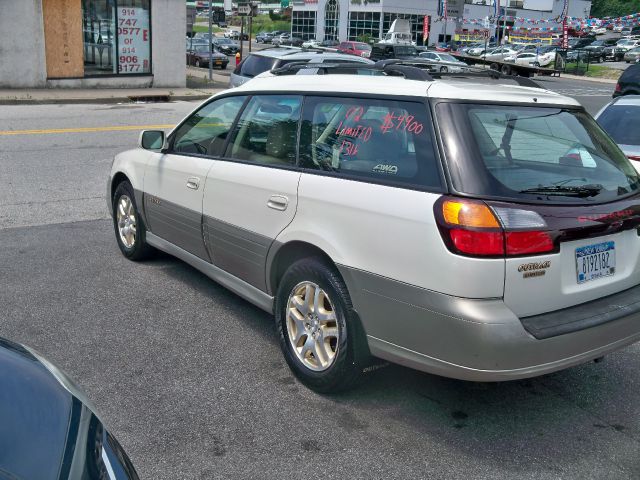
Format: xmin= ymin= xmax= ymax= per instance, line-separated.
xmin=112 ymin=181 xmax=154 ymax=261
xmin=195 ymin=59 xmax=201 ymax=68
xmin=275 ymin=258 xmax=369 ymax=393
xmin=440 ymin=66 xmax=448 ymax=73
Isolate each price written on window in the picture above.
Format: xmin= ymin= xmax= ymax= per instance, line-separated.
xmin=381 ymin=112 xmax=424 ymax=134
xmin=117 ymin=8 xmax=150 ymax=74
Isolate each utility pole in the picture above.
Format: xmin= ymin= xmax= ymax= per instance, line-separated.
xmin=208 ymin=0 xmax=213 ymax=81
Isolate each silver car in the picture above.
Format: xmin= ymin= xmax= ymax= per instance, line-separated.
xmin=230 ymin=48 xmax=374 ymax=87
xmin=596 ymin=95 xmax=640 ymax=167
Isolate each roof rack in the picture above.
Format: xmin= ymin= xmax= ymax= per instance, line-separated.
xmin=270 ymin=59 xmax=544 ymax=89
xmin=271 ymin=59 xmax=433 ymax=81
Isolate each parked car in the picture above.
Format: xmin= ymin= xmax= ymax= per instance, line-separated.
xmin=280 ymin=35 xmax=304 ymax=47
xmin=596 ymin=95 xmax=640 ymax=165
xmin=457 ymin=42 xmax=484 ymax=55
xmin=211 ymin=37 xmax=239 ymax=55
xmin=337 ymin=41 xmax=372 ymax=58
xmin=504 ymin=50 xmax=555 ymax=67
xmin=568 ymin=37 xmax=595 ymax=50
xmin=583 ymin=38 xmax=619 ymax=61
xmin=625 ymin=47 xmax=640 ymax=63
xmin=613 ymin=64 xmax=640 ymax=97
xmin=0 ymin=336 xmax=139 ymax=479
xmin=187 ymin=44 xmax=229 ymax=69
xmin=605 ymin=39 xmax=640 ymax=61
xmin=256 ymin=31 xmax=274 ymax=43
xmin=272 ymin=33 xmax=291 ymax=46
xmin=229 ymin=30 xmax=249 ymax=41
xmin=483 ymin=46 xmax=519 ymax=61
xmin=302 ymin=39 xmax=320 ymax=48
xmin=230 ymin=48 xmax=373 ymax=87
xmin=467 ymin=43 xmax=497 ymax=56
xmin=370 ymin=43 xmax=418 ymax=61
xmin=108 ymin=64 xmax=640 ymax=393
xmin=418 ymin=51 xmax=468 ymax=72
xmin=319 ymin=39 xmax=340 ymax=48
xmin=592 ymin=26 xmax=607 ymax=35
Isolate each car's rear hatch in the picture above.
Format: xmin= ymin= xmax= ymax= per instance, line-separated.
xmin=435 ymin=100 xmax=640 ymax=326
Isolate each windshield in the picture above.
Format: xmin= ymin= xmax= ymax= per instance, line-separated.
xmin=194 ymin=45 xmax=209 ymax=53
xmin=217 ymin=38 xmax=233 ymax=44
xmin=355 ymin=43 xmax=372 ymax=51
xmin=437 ymin=103 xmax=640 ymax=204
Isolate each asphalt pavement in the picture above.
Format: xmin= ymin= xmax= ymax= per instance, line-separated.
xmin=2 ymin=78 xmax=638 ymax=480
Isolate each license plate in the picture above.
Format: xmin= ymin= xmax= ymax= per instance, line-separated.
xmin=575 ymin=241 xmax=616 ymax=284
xmin=215 ymin=61 xmax=222 ymax=65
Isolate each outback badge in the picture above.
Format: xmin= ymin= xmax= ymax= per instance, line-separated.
xmin=518 ymin=261 xmax=551 ymax=279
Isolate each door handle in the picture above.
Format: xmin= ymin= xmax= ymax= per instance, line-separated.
xmin=186 ymin=177 xmax=200 ymax=190
xmin=267 ymin=195 xmax=289 ymax=211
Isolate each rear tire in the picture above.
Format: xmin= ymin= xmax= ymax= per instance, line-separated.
xmin=501 ymin=64 xmax=512 ymax=75
xmin=275 ymin=258 xmax=370 ymax=393
xmin=112 ymin=181 xmax=154 ymax=261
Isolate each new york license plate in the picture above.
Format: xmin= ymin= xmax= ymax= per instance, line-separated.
xmin=576 ymin=241 xmax=616 ymax=284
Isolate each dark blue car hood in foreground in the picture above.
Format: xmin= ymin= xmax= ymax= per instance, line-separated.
xmin=0 ymin=338 xmax=139 ymax=480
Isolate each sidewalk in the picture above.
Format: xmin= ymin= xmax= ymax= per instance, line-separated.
xmin=558 ymin=74 xmax=619 ymax=84
xmin=0 ymin=84 xmax=225 ymax=106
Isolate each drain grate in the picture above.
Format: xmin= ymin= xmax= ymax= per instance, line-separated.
xmin=127 ymin=94 xmax=171 ymax=103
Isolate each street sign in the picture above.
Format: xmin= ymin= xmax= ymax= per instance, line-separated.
xmin=238 ymin=3 xmax=250 ymax=16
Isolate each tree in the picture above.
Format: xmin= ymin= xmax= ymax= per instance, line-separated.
xmin=590 ymin=0 xmax=640 ymax=18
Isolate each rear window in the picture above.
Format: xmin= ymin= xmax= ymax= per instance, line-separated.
xmin=598 ymin=104 xmax=640 ymax=146
xmin=299 ymin=96 xmax=442 ymax=190
xmin=237 ymin=54 xmax=278 ymax=77
xmin=355 ymin=43 xmax=372 ymax=51
xmin=437 ymin=103 xmax=640 ymax=204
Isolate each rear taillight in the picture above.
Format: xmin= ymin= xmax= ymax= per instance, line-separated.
xmin=615 ymin=83 xmax=622 ymax=93
xmin=629 ymin=155 xmax=640 ymax=162
xmin=435 ymin=197 xmax=555 ymax=258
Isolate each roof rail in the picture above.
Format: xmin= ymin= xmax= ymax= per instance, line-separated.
xmin=269 ymin=58 xmax=543 ymax=88
xmin=270 ymin=59 xmax=433 ymax=81
xmin=429 ymin=67 xmax=544 ymax=89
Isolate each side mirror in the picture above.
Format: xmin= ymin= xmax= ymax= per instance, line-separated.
xmin=139 ymin=130 xmax=165 ymax=151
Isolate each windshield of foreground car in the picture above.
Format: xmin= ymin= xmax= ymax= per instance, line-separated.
xmin=437 ymin=103 xmax=640 ymax=204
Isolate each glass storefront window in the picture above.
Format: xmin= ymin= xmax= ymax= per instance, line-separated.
xmin=292 ymin=11 xmax=317 ymax=40
xmin=82 ymin=0 xmax=151 ymax=76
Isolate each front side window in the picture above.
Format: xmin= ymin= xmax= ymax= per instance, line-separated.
xmin=437 ymin=103 xmax=640 ymax=203
xmin=172 ymin=96 xmax=247 ymax=156
xmin=82 ymin=0 xmax=151 ymax=76
xmin=226 ymin=96 xmax=302 ymax=167
xmin=299 ymin=96 xmax=442 ymax=189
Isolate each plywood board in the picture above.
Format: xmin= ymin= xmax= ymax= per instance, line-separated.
xmin=42 ymin=0 xmax=84 ymax=78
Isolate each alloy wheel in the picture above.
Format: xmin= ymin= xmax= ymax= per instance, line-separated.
xmin=286 ymin=281 xmax=339 ymax=372
xmin=116 ymin=195 xmax=137 ymax=248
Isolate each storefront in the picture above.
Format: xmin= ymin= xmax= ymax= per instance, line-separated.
xmin=291 ymin=0 xmax=592 ymax=45
xmin=1 ymin=0 xmax=185 ymax=88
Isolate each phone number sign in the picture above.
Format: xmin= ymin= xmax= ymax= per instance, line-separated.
xmin=118 ymin=8 xmax=150 ymax=74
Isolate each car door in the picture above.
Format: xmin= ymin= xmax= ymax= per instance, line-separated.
xmin=202 ymin=94 xmax=302 ymax=291
xmin=143 ymin=95 xmax=247 ymax=261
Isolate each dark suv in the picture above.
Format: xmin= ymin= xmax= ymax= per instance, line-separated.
xmin=614 ymin=64 xmax=640 ymax=97
xmin=370 ymin=43 xmax=419 ymax=61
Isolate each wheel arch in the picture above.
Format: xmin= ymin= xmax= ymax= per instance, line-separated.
xmin=268 ymin=240 xmax=373 ymax=360
xmin=110 ymin=171 xmax=131 ymax=202
xmin=267 ymin=240 xmax=336 ymax=297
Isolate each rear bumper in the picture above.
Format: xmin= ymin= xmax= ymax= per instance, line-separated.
xmin=338 ymin=266 xmax=640 ymax=382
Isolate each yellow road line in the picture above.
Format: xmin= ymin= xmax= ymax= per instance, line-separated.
xmin=0 ymin=124 xmax=176 ymax=136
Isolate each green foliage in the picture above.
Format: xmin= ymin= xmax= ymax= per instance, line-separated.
xmin=356 ymin=34 xmax=373 ymax=44
xmin=590 ymin=0 xmax=640 ymax=18
xmin=250 ymin=14 xmax=291 ymax=34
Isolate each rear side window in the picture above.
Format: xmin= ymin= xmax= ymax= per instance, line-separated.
xmin=226 ymin=95 xmax=301 ymax=166
xmin=299 ymin=96 xmax=442 ymax=189
xmin=437 ymin=103 xmax=640 ymax=203
xmin=598 ymin=104 xmax=640 ymax=146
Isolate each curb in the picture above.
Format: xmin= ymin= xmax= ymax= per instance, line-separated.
xmin=559 ymin=74 xmax=619 ymax=85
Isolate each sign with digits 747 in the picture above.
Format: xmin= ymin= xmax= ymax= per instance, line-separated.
xmin=118 ymin=7 xmax=151 ymax=74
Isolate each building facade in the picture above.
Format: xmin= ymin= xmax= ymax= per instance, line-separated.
xmin=291 ymin=0 xmax=592 ymax=45
xmin=0 ymin=0 xmax=186 ymax=88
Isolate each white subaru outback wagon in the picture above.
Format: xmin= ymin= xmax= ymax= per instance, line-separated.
xmin=108 ymin=68 xmax=640 ymax=392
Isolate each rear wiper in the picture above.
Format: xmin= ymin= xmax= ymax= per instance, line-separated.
xmin=520 ymin=184 xmax=603 ymax=197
